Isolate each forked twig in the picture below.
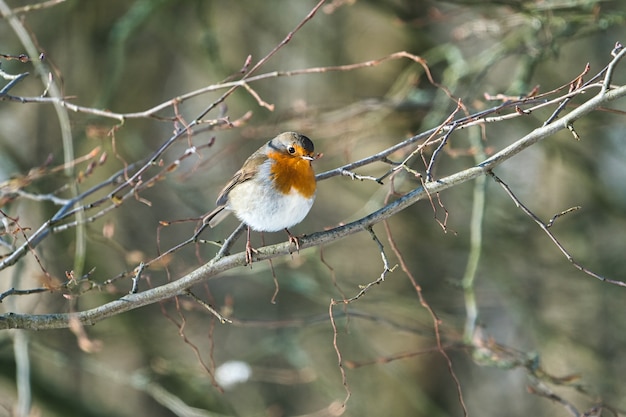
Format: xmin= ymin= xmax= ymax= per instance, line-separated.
xmin=489 ymin=172 xmax=625 ymax=287
xmin=184 ymin=290 xmax=231 ymax=324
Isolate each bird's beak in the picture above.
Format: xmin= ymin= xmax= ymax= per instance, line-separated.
xmin=303 ymin=153 xmax=322 ymax=161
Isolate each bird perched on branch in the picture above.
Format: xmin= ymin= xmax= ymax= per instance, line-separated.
xmin=205 ymin=132 xmax=318 ymax=263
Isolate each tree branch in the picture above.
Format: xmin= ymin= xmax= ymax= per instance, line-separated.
xmin=2 ymin=46 xmax=626 ymax=331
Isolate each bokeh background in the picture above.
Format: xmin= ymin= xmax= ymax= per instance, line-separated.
xmin=1 ymin=1 xmax=626 ymax=416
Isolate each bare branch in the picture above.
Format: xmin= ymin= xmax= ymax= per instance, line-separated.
xmin=184 ymin=290 xmax=232 ymax=324
xmin=328 ymin=300 xmax=351 ymax=411
xmin=489 ymin=172 xmax=625 ymax=287
xmin=4 ymin=65 xmax=626 ymax=327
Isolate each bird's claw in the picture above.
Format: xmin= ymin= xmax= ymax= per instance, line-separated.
xmin=285 ymin=228 xmax=301 ymax=253
xmin=245 ymin=241 xmax=259 ymax=265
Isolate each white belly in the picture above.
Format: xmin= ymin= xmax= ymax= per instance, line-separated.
xmin=227 ymin=180 xmax=315 ymax=232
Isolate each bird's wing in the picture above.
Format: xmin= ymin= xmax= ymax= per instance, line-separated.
xmin=215 ymin=151 xmax=267 ymax=207
xmin=205 ymin=205 xmax=229 ymax=228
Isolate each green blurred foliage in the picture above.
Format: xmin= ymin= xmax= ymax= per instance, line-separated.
xmin=1 ymin=0 xmax=626 ymax=416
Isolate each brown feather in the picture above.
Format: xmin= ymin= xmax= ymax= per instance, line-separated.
xmin=215 ymin=151 xmax=267 ymax=206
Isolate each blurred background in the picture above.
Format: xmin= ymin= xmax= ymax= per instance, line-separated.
xmin=1 ymin=0 xmax=626 ymax=416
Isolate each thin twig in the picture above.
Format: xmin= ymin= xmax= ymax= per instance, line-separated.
xmin=338 ymin=168 xmax=383 ymax=184
xmin=3 ymin=46 xmax=626 ymax=329
xmin=489 ymin=172 xmax=625 ymax=287
xmin=340 ymin=227 xmax=395 ymax=303
xmin=546 ymin=206 xmax=581 ymax=228
xmin=184 ymin=290 xmax=231 ymax=324
xmin=382 ymin=213 xmax=468 ymax=417
xmin=129 ymin=262 xmax=145 ymax=294
xmin=328 ymin=300 xmax=351 ymax=410
xmin=0 ymin=287 xmax=49 ymax=303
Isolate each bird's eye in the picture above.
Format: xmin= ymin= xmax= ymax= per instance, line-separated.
xmin=288 ymin=146 xmax=296 ymax=154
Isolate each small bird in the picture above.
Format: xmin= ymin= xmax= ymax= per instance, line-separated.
xmin=204 ymin=132 xmax=318 ymax=263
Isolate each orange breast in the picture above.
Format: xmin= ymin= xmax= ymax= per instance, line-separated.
xmin=269 ymin=151 xmax=316 ymax=198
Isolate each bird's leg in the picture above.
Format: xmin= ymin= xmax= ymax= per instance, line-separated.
xmin=285 ymin=228 xmax=300 ymax=253
xmin=245 ymin=226 xmax=258 ymax=265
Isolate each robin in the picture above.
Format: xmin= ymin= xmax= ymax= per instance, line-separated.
xmin=204 ymin=131 xmax=318 ymax=263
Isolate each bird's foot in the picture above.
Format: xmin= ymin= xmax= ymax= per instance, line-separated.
xmin=285 ymin=228 xmax=301 ymax=253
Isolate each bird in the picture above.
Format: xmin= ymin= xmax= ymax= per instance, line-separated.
xmin=204 ymin=132 xmax=318 ymax=263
